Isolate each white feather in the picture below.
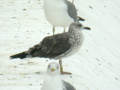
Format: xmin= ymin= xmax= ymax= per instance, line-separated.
xmin=44 ymin=0 xmax=74 ymax=27
xmin=41 ymin=74 xmax=64 ymax=90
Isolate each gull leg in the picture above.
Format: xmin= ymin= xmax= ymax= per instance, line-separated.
xmin=72 ymin=0 xmax=74 ymax=3
xmin=53 ymin=26 xmax=55 ymax=35
xmin=64 ymin=27 xmax=67 ymax=33
xmin=64 ymin=27 xmax=66 ymax=33
xmin=59 ymin=59 xmax=72 ymax=75
xmin=59 ymin=59 xmax=63 ymax=73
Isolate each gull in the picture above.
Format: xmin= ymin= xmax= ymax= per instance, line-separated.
xmin=41 ymin=62 xmax=76 ymax=90
xmin=10 ymin=22 xmax=90 ymax=74
xmin=44 ymin=0 xmax=85 ymax=35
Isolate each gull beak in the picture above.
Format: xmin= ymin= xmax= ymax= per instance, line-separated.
xmin=83 ymin=27 xmax=91 ymax=30
xmin=51 ymin=68 xmax=56 ymax=72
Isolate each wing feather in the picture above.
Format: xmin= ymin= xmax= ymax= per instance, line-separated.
xmin=28 ymin=33 xmax=71 ymax=58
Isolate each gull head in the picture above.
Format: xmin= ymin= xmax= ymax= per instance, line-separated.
xmin=47 ymin=62 xmax=60 ymax=75
xmin=69 ymin=22 xmax=91 ymax=32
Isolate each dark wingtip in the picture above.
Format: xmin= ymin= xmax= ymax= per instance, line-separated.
xmin=10 ymin=55 xmax=19 ymax=59
xmin=10 ymin=56 xmax=13 ymax=59
xmin=10 ymin=55 xmax=17 ymax=59
xmin=9 ymin=52 xmax=28 ymax=59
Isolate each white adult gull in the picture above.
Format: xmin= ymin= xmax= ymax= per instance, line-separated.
xmin=44 ymin=0 xmax=85 ymax=35
xmin=10 ymin=22 xmax=90 ymax=74
xmin=41 ymin=62 xmax=76 ymax=90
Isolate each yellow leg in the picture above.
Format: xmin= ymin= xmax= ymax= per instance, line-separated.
xmin=59 ymin=59 xmax=63 ymax=73
xmin=59 ymin=59 xmax=72 ymax=75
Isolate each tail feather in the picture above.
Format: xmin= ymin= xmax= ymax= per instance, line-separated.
xmin=10 ymin=52 xmax=28 ymax=59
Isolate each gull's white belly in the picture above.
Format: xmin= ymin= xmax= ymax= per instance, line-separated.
xmin=41 ymin=76 xmax=64 ymax=90
xmin=44 ymin=0 xmax=74 ymax=27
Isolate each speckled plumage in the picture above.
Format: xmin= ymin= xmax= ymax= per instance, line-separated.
xmin=10 ymin=23 xmax=85 ymax=59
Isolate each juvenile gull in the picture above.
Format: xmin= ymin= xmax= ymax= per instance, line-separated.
xmin=44 ymin=0 xmax=85 ymax=35
xmin=10 ymin=22 xmax=90 ymax=74
xmin=41 ymin=62 xmax=76 ymax=90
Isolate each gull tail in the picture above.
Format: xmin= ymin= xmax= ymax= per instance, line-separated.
xmin=10 ymin=52 xmax=28 ymax=59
